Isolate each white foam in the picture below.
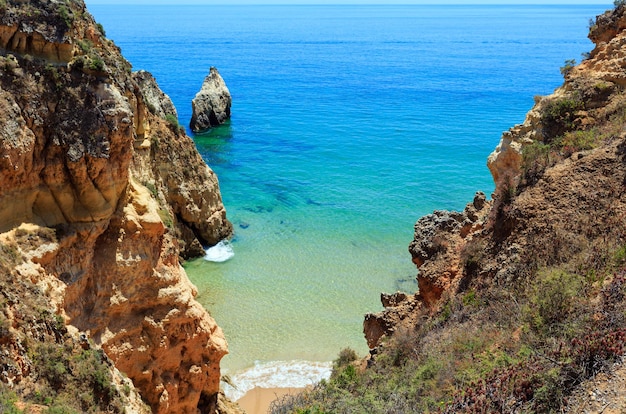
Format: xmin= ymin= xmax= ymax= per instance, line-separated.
xmin=222 ymin=360 xmax=333 ymax=401
xmin=204 ymin=240 xmax=235 ymax=262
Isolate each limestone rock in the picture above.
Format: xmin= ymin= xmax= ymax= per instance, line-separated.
xmin=364 ymin=192 xmax=490 ymax=350
xmin=488 ymin=4 xmax=626 ymax=200
xmin=190 ymin=67 xmax=231 ymax=133
xmin=0 ymin=1 xmax=235 ymax=412
xmin=360 ymin=6 xmax=626 ymax=409
xmin=0 ymin=0 xmax=75 ymax=63
xmin=364 ymin=292 xmax=420 ymax=349
xmin=134 ymin=70 xmax=178 ymax=120
xmin=407 ymin=192 xmax=490 ymax=308
xmin=381 ymin=291 xmax=409 ymax=308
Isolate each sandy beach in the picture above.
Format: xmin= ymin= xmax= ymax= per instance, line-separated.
xmin=236 ymin=387 xmax=304 ymax=414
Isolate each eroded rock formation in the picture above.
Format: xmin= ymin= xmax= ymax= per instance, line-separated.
xmin=0 ymin=1 xmax=233 ymax=412
xmin=134 ymin=70 xmax=178 ymax=121
xmin=364 ymin=192 xmax=490 ymax=349
xmin=487 ymin=4 xmax=626 ymax=201
xmin=190 ymin=67 xmax=232 ymax=133
xmin=364 ymin=7 xmax=626 ymax=404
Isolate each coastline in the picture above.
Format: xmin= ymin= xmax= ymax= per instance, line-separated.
xmin=236 ymin=387 xmax=304 ymax=414
xmin=221 ymin=360 xmax=332 ymax=402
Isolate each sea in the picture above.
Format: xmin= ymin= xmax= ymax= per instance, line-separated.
xmin=88 ymin=3 xmax=611 ymax=400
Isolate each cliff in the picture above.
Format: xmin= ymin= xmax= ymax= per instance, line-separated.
xmin=272 ymin=4 xmax=626 ymax=413
xmin=0 ymin=1 xmax=233 ymax=412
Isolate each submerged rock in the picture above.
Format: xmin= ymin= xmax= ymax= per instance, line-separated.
xmin=190 ymin=67 xmax=231 ymax=133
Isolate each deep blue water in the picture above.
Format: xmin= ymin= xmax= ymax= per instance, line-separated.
xmin=89 ymin=3 xmax=611 ymax=397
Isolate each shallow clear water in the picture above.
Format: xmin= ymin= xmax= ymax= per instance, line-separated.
xmin=89 ymin=3 xmax=609 ymax=396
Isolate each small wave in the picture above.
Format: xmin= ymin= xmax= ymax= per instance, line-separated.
xmin=204 ymin=240 xmax=234 ymax=262
xmin=222 ymin=360 xmax=332 ymax=401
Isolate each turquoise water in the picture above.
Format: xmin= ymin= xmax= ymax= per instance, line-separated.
xmin=89 ymin=3 xmax=610 ymax=397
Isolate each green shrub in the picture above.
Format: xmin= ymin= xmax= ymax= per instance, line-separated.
xmin=525 ymin=269 xmax=583 ymax=334
xmin=158 ymin=208 xmax=174 ymax=228
xmin=540 ymin=96 xmax=584 ymax=141
xmin=165 ymin=113 xmax=180 ymax=129
xmin=460 ymin=239 xmax=485 ymax=277
xmin=146 ymin=102 xmax=157 ymax=114
xmin=34 ymin=343 xmax=69 ymax=390
xmin=334 ymin=348 xmax=358 ymax=368
xmin=45 ymin=404 xmax=80 ymax=414
xmin=76 ymin=39 xmax=92 ymax=53
xmin=0 ymin=384 xmax=21 ymax=414
xmin=96 ymin=23 xmax=106 ymax=37
xmin=594 ymin=81 xmax=611 ymax=91
xmin=58 ymin=4 xmax=73 ymax=27
xmin=71 ymin=55 xmax=85 ymax=70
xmin=461 ymin=290 xmax=481 ymax=307
xmin=333 ymin=364 xmax=359 ymax=389
xmin=614 ymin=244 xmax=626 ymax=267
xmin=556 ymin=129 xmax=598 ymax=157
xmin=88 ymin=56 xmax=104 ymax=72
xmin=143 ymin=182 xmax=158 ymax=198
xmin=559 ymin=58 xmax=576 ymax=78
xmin=521 ymin=141 xmax=552 ymax=186
xmin=0 ymin=242 xmax=20 ymax=267
xmin=413 ymin=357 xmax=441 ymax=382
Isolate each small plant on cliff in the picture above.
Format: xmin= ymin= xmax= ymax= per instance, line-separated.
xmin=0 ymin=385 xmax=20 ymax=414
xmin=143 ymin=182 xmax=159 ymax=198
xmin=57 ymin=4 xmax=73 ymax=28
xmin=335 ymin=348 xmax=358 ymax=368
xmin=615 ymin=0 xmax=626 ymax=8
xmin=560 ymin=58 xmax=576 ymax=78
xmin=158 ymin=208 xmax=174 ymax=228
xmin=96 ymin=23 xmax=106 ymax=37
xmin=0 ymin=243 xmax=20 ymax=268
xmin=77 ymin=39 xmax=93 ymax=54
xmin=521 ymin=141 xmax=552 ymax=186
xmin=31 ymin=342 xmax=123 ymax=412
xmin=556 ymin=129 xmax=599 ymax=157
xmin=588 ymin=17 xmax=597 ymax=32
xmin=165 ymin=113 xmax=180 ymax=129
xmin=524 ymin=269 xmax=584 ymax=334
xmin=88 ymin=56 xmax=105 ymax=72
xmin=540 ymin=95 xmax=584 ymax=142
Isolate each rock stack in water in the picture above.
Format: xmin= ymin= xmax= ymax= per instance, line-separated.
xmin=190 ymin=67 xmax=232 ymax=133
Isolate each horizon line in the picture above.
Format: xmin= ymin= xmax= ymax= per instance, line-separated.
xmin=85 ymin=2 xmax=613 ymax=5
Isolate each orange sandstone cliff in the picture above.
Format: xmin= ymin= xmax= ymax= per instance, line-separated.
xmin=0 ymin=0 xmax=235 ymax=412
xmin=365 ymin=2 xmax=626 ymax=353
xmin=356 ymin=4 xmax=626 ymax=413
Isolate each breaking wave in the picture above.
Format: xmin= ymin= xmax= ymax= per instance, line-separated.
xmin=222 ymin=360 xmax=332 ymax=401
xmin=204 ymin=240 xmax=235 ymax=262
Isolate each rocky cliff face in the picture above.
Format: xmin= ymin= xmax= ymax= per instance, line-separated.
xmin=355 ymin=4 xmax=626 ymax=412
xmin=363 ymin=192 xmax=490 ymax=348
xmin=487 ymin=5 xmax=626 ymax=201
xmin=0 ymin=1 xmax=233 ymax=412
xmin=366 ymin=2 xmax=626 ymax=348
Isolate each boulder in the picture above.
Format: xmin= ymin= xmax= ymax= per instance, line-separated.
xmin=190 ymin=67 xmax=231 ymax=133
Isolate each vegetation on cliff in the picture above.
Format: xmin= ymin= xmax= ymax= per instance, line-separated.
xmin=0 ymin=0 xmax=233 ymax=412
xmin=0 ymin=226 xmax=143 ymax=413
xmin=271 ymin=4 xmax=626 ymax=413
